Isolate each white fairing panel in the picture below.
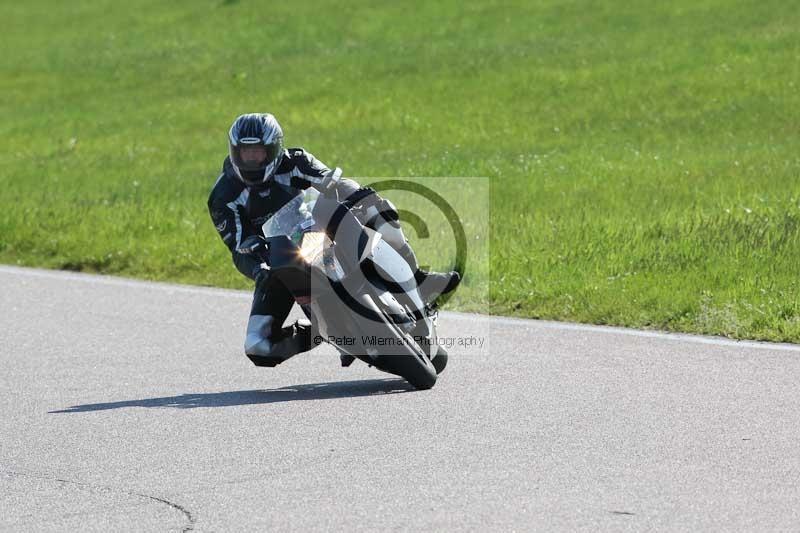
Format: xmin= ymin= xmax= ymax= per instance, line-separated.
xmin=368 ymin=238 xmax=426 ymax=311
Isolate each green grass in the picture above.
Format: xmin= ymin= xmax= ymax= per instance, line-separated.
xmin=1 ymin=0 xmax=799 ymax=342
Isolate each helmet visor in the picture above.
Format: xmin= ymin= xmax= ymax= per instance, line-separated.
xmin=231 ymin=139 xmax=282 ymax=172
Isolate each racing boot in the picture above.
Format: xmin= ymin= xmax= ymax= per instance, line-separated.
xmin=395 ymin=242 xmax=461 ymax=306
xmin=415 ymin=269 xmax=462 ymax=306
xmin=245 ymin=316 xmax=313 ymax=367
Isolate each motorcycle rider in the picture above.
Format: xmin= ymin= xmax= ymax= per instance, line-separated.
xmin=208 ymin=113 xmax=461 ymax=368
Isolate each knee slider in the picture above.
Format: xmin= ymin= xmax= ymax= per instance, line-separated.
xmin=245 ymin=315 xmax=274 ymax=356
xmin=245 ymin=316 xmax=312 ymax=367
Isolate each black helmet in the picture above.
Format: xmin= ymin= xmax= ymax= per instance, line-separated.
xmin=228 ymin=113 xmax=284 ymax=186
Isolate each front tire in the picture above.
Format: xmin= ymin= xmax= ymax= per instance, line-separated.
xmin=354 ymin=290 xmax=438 ymax=390
xmin=432 ymin=346 xmax=448 ymax=375
xmin=398 ymin=355 xmax=437 ymax=390
xmin=375 ymin=308 xmax=437 ymax=390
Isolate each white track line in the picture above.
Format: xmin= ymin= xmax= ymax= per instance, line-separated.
xmin=445 ymin=310 xmax=800 ymax=352
xmin=0 ymin=264 xmax=250 ymax=300
xmin=2 ymin=264 xmax=798 ymax=352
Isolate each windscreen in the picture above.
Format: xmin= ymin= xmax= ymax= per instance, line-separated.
xmin=262 ymin=188 xmax=320 ymax=244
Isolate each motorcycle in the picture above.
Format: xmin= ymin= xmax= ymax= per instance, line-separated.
xmin=255 ymin=171 xmax=448 ymax=390
xmin=248 ymin=169 xmax=448 ymax=389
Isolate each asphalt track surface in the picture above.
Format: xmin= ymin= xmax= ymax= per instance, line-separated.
xmin=2 ymin=265 xmax=800 ymax=532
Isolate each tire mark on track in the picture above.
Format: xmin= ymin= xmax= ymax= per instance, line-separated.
xmin=1 ymin=470 xmax=196 ymax=532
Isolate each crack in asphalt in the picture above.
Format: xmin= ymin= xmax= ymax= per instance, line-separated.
xmin=1 ymin=470 xmax=196 ymax=532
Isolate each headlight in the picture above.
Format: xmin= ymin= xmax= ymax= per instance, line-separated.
xmin=299 ymin=231 xmax=325 ymax=262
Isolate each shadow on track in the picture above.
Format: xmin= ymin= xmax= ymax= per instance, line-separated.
xmin=50 ymin=378 xmax=413 ymax=413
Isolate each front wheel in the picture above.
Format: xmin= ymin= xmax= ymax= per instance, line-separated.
xmin=432 ymin=346 xmax=448 ymax=375
xmin=352 ymin=290 xmax=438 ymax=390
xmin=397 ymin=354 xmax=437 ymax=390
xmin=375 ymin=310 xmax=437 ymax=390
